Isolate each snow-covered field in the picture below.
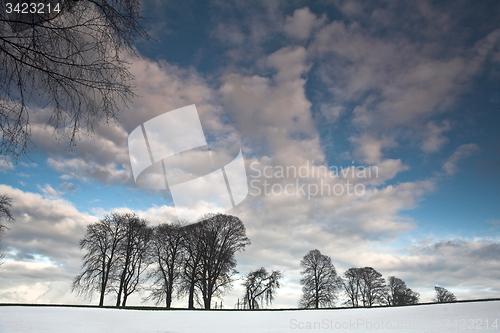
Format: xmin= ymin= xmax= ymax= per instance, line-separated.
xmin=0 ymin=301 xmax=499 ymax=332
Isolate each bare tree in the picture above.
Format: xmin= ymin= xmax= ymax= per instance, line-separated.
xmin=385 ymin=276 xmax=419 ymax=305
xmin=242 ymin=267 xmax=282 ymax=309
xmin=145 ymin=222 xmax=185 ymax=308
xmin=343 ymin=267 xmax=363 ymax=308
xmin=195 ymin=214 xmax=250 ymax=309
xmin=0 ymin=194 xmax=14 ymax=263
xmin=359 ymin=267 xmax=385 ymax=307
xmin=179 ymin=221 xmax=205 ymax=309
xmin=299 ymin=249 xmax=342 ymax=309
xmin=343 ymin=267 xmax=385 ymax=307
xmin=434 ymin=286 xmax=457 ymax=303
xmin=114 ymin=213 xmax=150 ymax=307
xmin=0 ymin=0 xmax=148 ymax=158
xmin=72 ymin=213 xmax=125 ymax=306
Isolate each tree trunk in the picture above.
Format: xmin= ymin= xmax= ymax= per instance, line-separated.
xmin=315 ymin=288 xmax=319 ymax=309
xmin=99 ymin=287 xmax=105 ymax=307
xmin=116 ymin=269 xmax=126 ymax=306
xmin=166 ymin=290 xmax=172 ymax=308
xmin=115 ymin=277 xmax=123 ymax=307
xmin=188 ymin=282 xmax=195 ymax=309
xmin=204 ymin=295 xmax=211 ymax=309
xmin=166 ymin=273 xmax=173 ymax=308
xmin=99 ymin=259 xmax=107 ymax=307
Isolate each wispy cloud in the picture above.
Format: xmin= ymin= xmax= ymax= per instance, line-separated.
xmin=442 ymin=144 xmax=480 ymax=176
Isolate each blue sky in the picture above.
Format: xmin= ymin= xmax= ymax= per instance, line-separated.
xmin=1 ymin=0 xmax=500 ymax=308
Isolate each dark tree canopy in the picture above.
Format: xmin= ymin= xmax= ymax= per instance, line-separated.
xmin=0 ymin=0 xmax=148 ymax=158
xmin=434 ymin=286 xmax=457 ymax=303
xmin=385 ymin=276 xmax=419 ymax=305
xmin=299 ymin=249 xmax=342 ymax=309
xmin=343 ymin=267 xmax=386 ymax=307
xmin=242 ymin=267 xmax=282 ymax=309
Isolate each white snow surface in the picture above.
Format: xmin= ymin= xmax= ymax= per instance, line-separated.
xmin=0 ymin=301 xmax=499 ymax=332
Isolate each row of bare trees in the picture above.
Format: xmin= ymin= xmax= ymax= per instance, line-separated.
xmin=298 ymin=249 xmax=420 ymax=308
xmin=299 ymin=249 xmax=458 ymax=308
xmin=72 ymin=212 xmax=250 ymax=309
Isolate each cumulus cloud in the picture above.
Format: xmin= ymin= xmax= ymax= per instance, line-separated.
xmin=351 ymin=134 xmax=398 ymax=164
xmin=0 ymin=184 xmax=95 ymax=261
xmin=24 ymin=53 xmax=225 ymax=189
xmin=283 ymin=7 xmax=325 ymax=40
xmin=0 ymin=184 xmax=97 ymax=303
xmin=422 ymin=120 xmax=452 ymax=153
xmin=309 ymin=2 xmax=500 ymax=162
xmin=400 ymin=239 xmax=500 ymax=300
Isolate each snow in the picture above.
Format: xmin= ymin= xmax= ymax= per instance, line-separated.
xmin=0 ymin=301 xmax=499 ymax=332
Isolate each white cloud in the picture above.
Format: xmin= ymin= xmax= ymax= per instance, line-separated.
xmin=422 ymin=120 xmax=451 ymax=153
xmin=59 ymin=182 xmax=77 ymax=193
xmin=25 ymin=54 xmax=223 ymax=188
xmin=19 ymin=162 xmax=38 ymax=168
xmin=220 ymin=45 xmax=319 ymax=163
xmin=0 ymin=184 xmax=97 ymax=303
xmin=0 ymin=156 xmax=14 ymax=173
xmin=37 ymin=184 xmax=63 ymax=199
xmin=442 ymin=143 xmax=480 ymax=176
xmin=283 ymin=7 xmax=325 ymax=40
xmin=309 ymin=6 xmax=500 ymax=164
xmin=351 ymin=134 xmax=398 ymax=164
xmin=47 ymin=157 xmax=132 ymax=185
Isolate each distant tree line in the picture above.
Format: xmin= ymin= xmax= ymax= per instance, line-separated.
xmin=298 ymin=249 xmax=456 ymax=308
xmin=72 ymin=212 xmax=250 ymax=309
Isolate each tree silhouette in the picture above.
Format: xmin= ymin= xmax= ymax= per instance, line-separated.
xmin=434 ymin=286 xmax=457 ymax=303
xmin=146 ymin=222 xmax=185 ymax=308
xmin=195 ymin=214 xmax=250 ymax=309
xmin=72 ymin=213 xmax=126 ymax=306
xmin=0 ymin=0 xmax=148 ymax=158
xmin=299 ymin=249 xmax=342 ymax=308
xmin=359 ymin=267 xmax=385 ymax=307
xmin=385 ymin=276 xmax=419 ymax=305
xmin=114 ymin=214 xmax=150 ymax=307
xmin=242 ymin=267 xmax=282 ymax=309
xmin=343 ymin=267 xmax=386 ymax=307
xmin=178 ymin=221 xmax=205 ymax=309
xmin=0 ymin=194 xmax=14 ymax=263
xmin=343 ymin=267 xmax=363 ymax=307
